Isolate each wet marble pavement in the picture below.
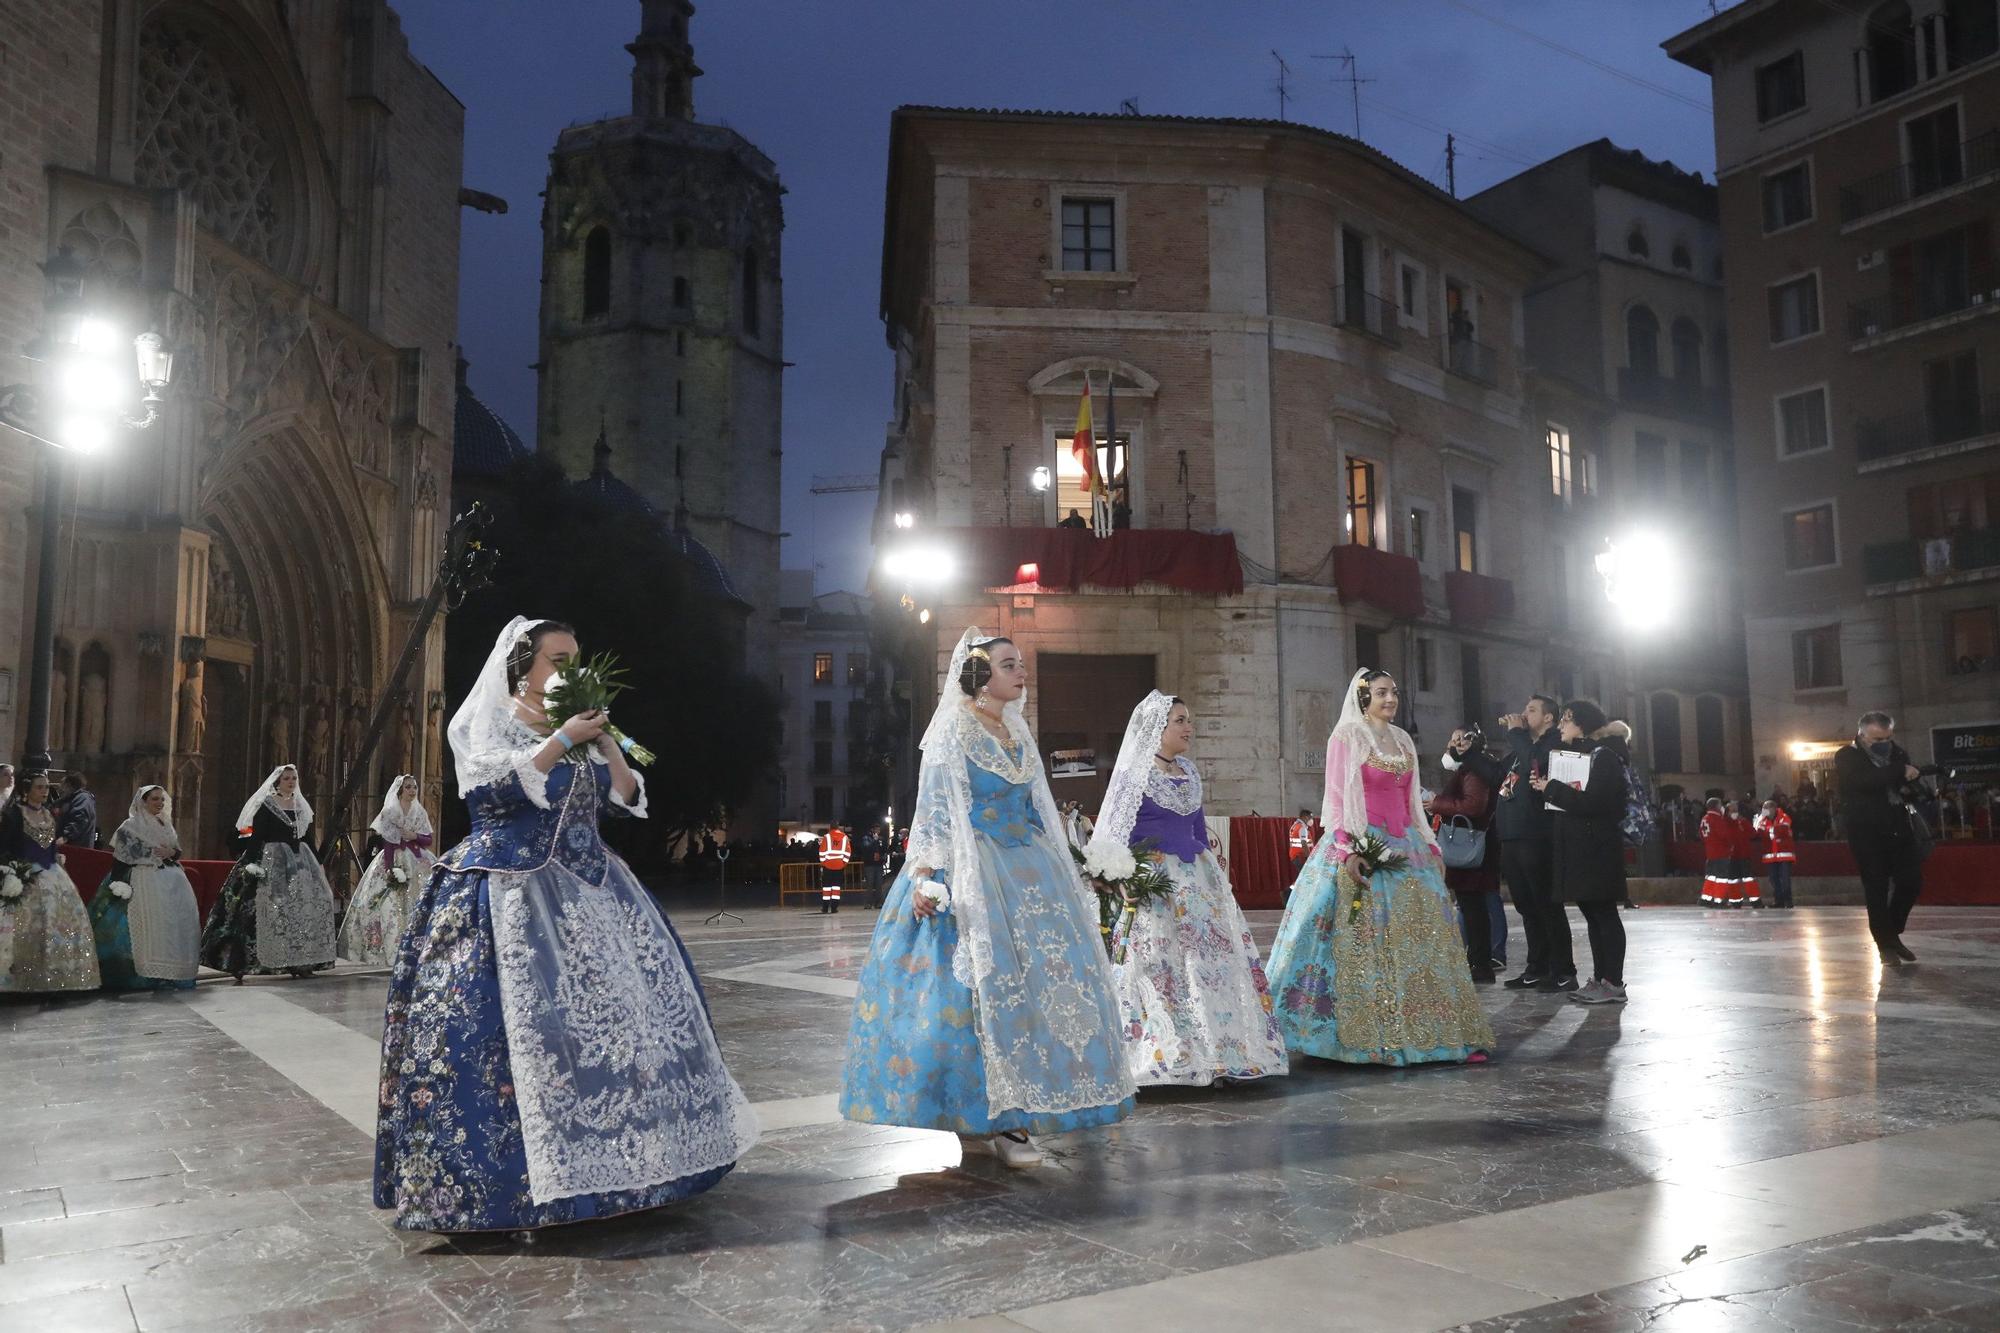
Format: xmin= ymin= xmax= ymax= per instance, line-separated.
xmin=3 ymin=905 xmax=1999 ymax=1332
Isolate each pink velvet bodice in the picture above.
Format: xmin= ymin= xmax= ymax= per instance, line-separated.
xmin=1361 ymin=760 xmax=1412 ymax=837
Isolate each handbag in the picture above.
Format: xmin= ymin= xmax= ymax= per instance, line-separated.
xmin=1905 ymin=804 xmax=1936 ymax=863
xmin=1436 ymin=814 xmax=1488 ymax=870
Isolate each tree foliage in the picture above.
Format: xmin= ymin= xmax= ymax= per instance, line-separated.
xmin=442 ymin=458 xmax=780 ymax=859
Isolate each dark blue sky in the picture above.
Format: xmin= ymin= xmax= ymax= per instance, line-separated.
xmin=395 ymin=0 xmax=1721 ymax=592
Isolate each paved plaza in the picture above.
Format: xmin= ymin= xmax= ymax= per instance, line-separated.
xmin=4 ymin=905 xmax=2000 ymax=1332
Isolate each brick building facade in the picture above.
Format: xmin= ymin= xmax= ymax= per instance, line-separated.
xmin=874 ymin=107 xmax=1599 ymax=818
xmin=0 ymin=0 xmax=464 ymax=854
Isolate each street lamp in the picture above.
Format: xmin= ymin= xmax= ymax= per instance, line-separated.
xmin=1594 ymin=530 xmax=1680 ymax=634
xmin=1030 ymin=465 xmax=1052 ymax=493
xmin=0 ymin=246 xmax=177 ymax=773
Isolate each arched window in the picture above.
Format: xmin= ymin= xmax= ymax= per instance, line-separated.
xmin=1867 ymin=1 xmax=1919 ymax=102
xmin=1626 ymin=224 xmax=1650 ymax=258
xmin=742 ymin=247 xmax=760 ymax=335
xmin=1650 ymin=694 xmax=1684 ymax=773
xmin=1670 ymin=240 xmax=1693 ymax=270
xmin=581 ymin=226 xmax=610 ymax=319
xmin=1671 ymin=318 xmax=1703 ymax=384
xmin=1695 ymin=695 xmax=1727 ymax=774
xmin=1626 ymin=305 xmax=1661 ymax=377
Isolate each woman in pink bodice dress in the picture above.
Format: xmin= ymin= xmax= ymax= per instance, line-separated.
xmin=1265 ymin=669 xmax=1495 ymax=1065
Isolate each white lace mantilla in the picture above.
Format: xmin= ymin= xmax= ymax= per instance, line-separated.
xmin=1145 ymin=757 xmax=1204 ymax=816
xmin=491 ymin=782 xmax=757 ymax=1204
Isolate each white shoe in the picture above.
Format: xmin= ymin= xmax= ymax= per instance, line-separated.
xmin=990 ymin=1132 xmax=1044 ymax=1169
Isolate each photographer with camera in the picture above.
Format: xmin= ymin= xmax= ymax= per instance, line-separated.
xmin=1430 ymin=726 xmax=1504 ymax=983
xmin=1461 ymin=695 xmax=1577 ymax=993
xmin=1834 ymin=711 xmax=1927 ymax=965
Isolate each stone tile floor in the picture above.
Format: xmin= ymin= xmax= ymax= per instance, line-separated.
xmin=3 ymin=905 xmax=1999 ymax=1331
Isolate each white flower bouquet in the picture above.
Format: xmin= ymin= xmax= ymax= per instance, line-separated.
xmin=242 ymin=862 xmax=267 ymax=881
xmin=109 ymin=880 xmax=133 ymax=901
xmin=0 ymin=860 xmax=28 ymax=901
xmin=389 ymin=866 xmax=410 ymax=888
xmin=542 ymin=654 xmax=656 ymax=766
xmin=913 ymin=878 xmax=951 ymax=915
xmin=1070 ymin=840 xmax=1177 ymax=964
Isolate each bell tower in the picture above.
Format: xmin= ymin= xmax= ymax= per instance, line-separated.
xmin=629 ymin=0 xmax=698 ymax=121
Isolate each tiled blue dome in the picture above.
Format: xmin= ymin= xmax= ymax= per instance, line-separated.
xmin=452 ymin=379 xmax=531 ymax=478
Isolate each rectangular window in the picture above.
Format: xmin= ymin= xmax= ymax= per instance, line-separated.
xmin=1783 ymin=503 xmax=1838 ymax=570
xmin=812 ymin=741 xmax=833 ymax=776
xmin=812 ymin=652 xmax=833 ymax=684
xmin=1416 ymin=636 xmax=1436 ymax=692
xmin=1914 ymin=224 xmax=1972 ymax=321
xmin=1755 ymin=50 xmax=1806 ymax=122
xmin=1459 ymin=643 xmax=1484 ymax=726
xmin=1577 ymin=449 xmax=1598 ymax=497
xmin=1776 ymin=386 xmax=1831 ymax=457
xmin=1792 ymin=624 xmax=1843 ymax=689
xmin=846 ymin=654 xmax=868 ymax=685
xmin=1339 ymin=226 xmax=1371 ymax=329
xmin=1452 ymin=486 xmax=1479 ymax=573
xmin=812 ymin=699 xmax=832 ymax=730
xmin=1355 ymin=624 xmax=1383 ymax=670
xmin=1907 ymin=104 xmax=1965 ymax=198
xmin=813 ymin=786 xmax=834 ymax=822
xmin=1924 ymin=349 xmax=1983 ymax=443
xmin=1054 ymin=427 xmax=1130 ymax=528
xmin=1768 ymin=273 xmax=1821 ymax=343
xmin=1761 ymin=161 xmax=1814 ymax=232
xmin=1547 ymin=423 xmax=1573 ymax=502
xmin=1680 ymin=441 xmax=1712 ymax=504
xmin=1060 ymin=198 xmax=1117 ymax=272
xmin=1345 ymin=457 xmax=1379 ymax=547
xmin=1946 ymin=607 xmax=2000 ymax=671
xmin=1398 ymin=260 xmax=1428 ymax=330
xmin=1635 ymin=432 xmax=1668 ymax=491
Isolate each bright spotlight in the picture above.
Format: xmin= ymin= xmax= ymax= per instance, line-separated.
xmin=918 ymin=607 xmax=931 ymax=624
xmin=1598 ymin=531 xmax=1680 ymax=634
xmin=892 ymin=511 xmax=915 ymax=529
xmin=56 ymin=356 xmax=129 ymax=413
xmin=74 ymin=318 xmax=121 ymax=357
xmin=1029 ymin=465 xmax=1052 ymax=493
xmin=58 ymin=415 xmax=113 ymax=455
xmin=880 ymin=543 xmax=957 ymax=584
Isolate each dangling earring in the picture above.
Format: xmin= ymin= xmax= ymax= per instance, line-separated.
xmin=515 ymin=678 xmax=528 ymax=699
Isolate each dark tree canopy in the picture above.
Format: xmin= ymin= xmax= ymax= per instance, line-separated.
xmin=443 ymin=457 xmax=779 ymax=860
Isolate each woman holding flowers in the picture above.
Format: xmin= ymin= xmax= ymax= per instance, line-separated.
xmin=200 ymin=764 xmax=338 ymax=981
xmin=1266 ymin=669 xmax=1494 ymax=1066
xmin=373 ymin=617 xmax=756 ymax=1233
xmin=338 ymin=775 xmax=435 ymax=965
xmin=0 ymin=771 xmax=100 ymax=993
xmin=89 ymin=785 xmax=200 ymax=990
xmin=1091 ymin=692 xmax=1287 ymax=1088
xmin=840 ymin=629 xmax=1133 ymax=1169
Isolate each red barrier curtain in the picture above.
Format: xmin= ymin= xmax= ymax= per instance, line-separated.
xmin=1226 ymin=815 xmax=1307 ymax=909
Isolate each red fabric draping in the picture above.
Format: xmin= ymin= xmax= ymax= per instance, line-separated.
xmin=947 ymin=527 xmax=1244 ymax=595
xmin=1445 ymin=569 xmax=1516 ymax=626
xmin=66 ymin=845 xmax=235 ymax=920
xmin=1226 ymin=815 xmax=1307 ymax=909
xmin=1330 ymin=544 xmax=1425 ymax=620
xmin=1662 ymin=839 xmax=2000 ymax=905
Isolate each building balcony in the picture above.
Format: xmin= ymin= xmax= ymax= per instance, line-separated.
xmin=1444 ymin=569 xmax=1516 ymax=626
xmin=938 ymin=526 xmax=1245 ymax=595
xmin=1850 ymin=280 xmax=2000 ymax=347
xmin=1333 ymin=285 xmax=1400 ymax=346
xmin=1864 ymin=527 xmax=2000 ymax=591
xmin=1331 ymin=543 xmax=1425 ymax=619
xmin=1446 ymin=334 xmax=1498 ymax=386
xmin=1616 ymin=367 xmax=1727 ymax=423
xmin=1856 ymin=393 xmax=2000 ymax=468
xmin=1839 ymin=130 xmax=2000 ymax=227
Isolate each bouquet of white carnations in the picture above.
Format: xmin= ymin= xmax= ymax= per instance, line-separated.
xmin=1340 ymin=831 xmax=1407 ymax=925
xmin=1070 ymin=840 xmax=1177 ymax=964
xmin=0 ymin=859 xmax=33 ymax=902
xmin=542 ymin=653 xmax=656 ymax=766
xmin=242 ymin=862 xmax=267 ymax=882
xmin=913 ymin=878 xmax=950 ymax=915
xmin=109 ymin=880 xmax=133 ymax=901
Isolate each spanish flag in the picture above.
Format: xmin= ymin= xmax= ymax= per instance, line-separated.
xmin=1071 ymin=379 xmax=1105 ymax=497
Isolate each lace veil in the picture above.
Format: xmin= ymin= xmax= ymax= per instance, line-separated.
xmin=1087 ymin=690 xmax=1191 ymax=856
xmin=450 ymin=615 xmax=548 ymax=798
xmin=124 ymin=785 xmax=178 ymax=854
xmin=370 ymin=775 xmax=433 ymax=843
xmin=1325 ymin=669 xmax=1434 ymax=849
xmin=908 ymin=626 xmax=1128 ymax=1117
xmin=235 ymin=765 xmax=313 ymax=837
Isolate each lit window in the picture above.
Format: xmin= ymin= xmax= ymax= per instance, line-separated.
xmin=1345 ymin=458 xmax=1379 ymax=547
xmin=1547 ymin=424 xmax=1572 ymax=501
xmin=1452 ymin=486 xmax=1479 ymax=573
xmin=812 ymin=652 xmax=833 ymax=684
xmin=1054 ymin=426 xmax=1129 ymax=526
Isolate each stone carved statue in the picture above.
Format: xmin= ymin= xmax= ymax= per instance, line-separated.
xmin=266 ymin=697 xmax=292 ymax=767
xmin=178 ymin=661 xmax=207 ymax=754
xmin=50 ymin=665 xmax=70 ymax=750
xmin=78 ymin=671 xmax=107 ymax=753
xmin=305 ymin=704 xmax=332 ymax=794
xmin=392 ymin=697 xmax=416 ymax=777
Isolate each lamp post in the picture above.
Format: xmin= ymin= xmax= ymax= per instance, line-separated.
xmin=0 ymin=247 xmax=176 ymax=774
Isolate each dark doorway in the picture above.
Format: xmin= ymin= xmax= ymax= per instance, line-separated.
xmin=1036 ymin=652 xmax=1157 ymax=818
xmin=202 ymin=659 xmax=254 ymax=858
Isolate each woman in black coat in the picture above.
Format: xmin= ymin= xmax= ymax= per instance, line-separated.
xmin=1530 ymin=700 xmax=1631 ymax=1005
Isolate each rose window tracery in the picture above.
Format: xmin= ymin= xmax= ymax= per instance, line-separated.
xmin=135 ymin=20 xmax=293 ymax=270
xmin=59 ymin=203 xmax=144 ymax=292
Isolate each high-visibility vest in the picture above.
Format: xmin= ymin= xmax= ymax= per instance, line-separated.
xmin=1289 ymin=820 xmax=1313 ymax=852
xmin=819 ymin=830 xmax=851 ymax=870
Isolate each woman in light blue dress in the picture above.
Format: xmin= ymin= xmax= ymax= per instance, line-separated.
xmin=840 ymin=629 xmax=1134 ymax=1169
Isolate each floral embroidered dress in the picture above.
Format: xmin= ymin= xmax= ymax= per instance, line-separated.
xmin=89 ymin=788 xmax=200 ymax=990
xmin=0 ymin=799 xmax=100 ymax=993
xmin=1108 ymin=756 xmax=1288 ymax=1087
xmin=1266 ymin=706 xmax=1494 ymax=1066
xmin=339 ymin=780 xmax=436 ymax=966
xmin=199 ymin=792 xmax=337 ymax=978
xmin=841 ymin=701 xmax=1135 ymax=1135
xmin=372 ymin=710 xmax=757 ymax=1233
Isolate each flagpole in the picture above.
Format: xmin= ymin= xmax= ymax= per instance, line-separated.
xmin=1101 ymin=371 xmax=1118 ymax=538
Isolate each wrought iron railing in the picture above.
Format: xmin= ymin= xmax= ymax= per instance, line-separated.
xmin=1856 ymin=393 xmax=2000 ymax=461
xmin=1447 ymin=334 xmax=1498 ymax=386
xmin=1865 ymin=527 xmax=2000 ymax=584
xmin=1333 ymin=285 xmax=1400 ymax=346
xmin=1851 ymin=281 xmax=2000 ymax=339
xmin=1616 ymin=367 xmax=1726 ymax=420
xmin=1839 ymin=129 xmax=1999 ymax=222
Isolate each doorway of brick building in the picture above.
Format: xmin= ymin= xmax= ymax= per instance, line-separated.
xmin=1035 ymin=652 xmax=1157 ymax=820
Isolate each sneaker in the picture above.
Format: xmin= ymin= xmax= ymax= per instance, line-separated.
xmin=1535 ymin=975 xmax=1580 ymax=994
xmin=991 ymin=1131 xmax=1044 ymax=1169
xmin=1566 ymin=979 xmax=1604 ymax=1003
xmin=1503 ymin=972 xmax=1544 ymax=990
xmin=1577 ymin=982 xmax=1627 ymax=1005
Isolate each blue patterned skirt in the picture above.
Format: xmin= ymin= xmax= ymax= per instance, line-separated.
xmin=371 ymin=863 xmax=733 ymax=1232
xmin=1266 ymin=827 xmax=1495 ymax=1066
xmin=840 ymin=863 xmax=1134 ymax=1135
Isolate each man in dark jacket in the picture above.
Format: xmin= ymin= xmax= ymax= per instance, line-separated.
xmin=56 ymin=772 xmax=98 ymax=849
xmin=1534 ymin=704 xmax=1632 ymax=1004
xmin=1463 ymin=694 xmax=1577 ymax=993
xmin=1835 ymin=711 xmax=1924 ymax=964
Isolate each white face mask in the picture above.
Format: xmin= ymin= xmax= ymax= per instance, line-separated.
xmin=1441 ymin=751 xmax=1462 ymax=771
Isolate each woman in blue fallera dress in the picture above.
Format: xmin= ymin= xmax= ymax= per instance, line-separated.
xmin=89 ymin=785 xmax=200 ymax=991
xmin=373 ymin=616 xmax=758 ymax=1232
xmin=840 ymin=629 xmax=1135 ymax=1169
